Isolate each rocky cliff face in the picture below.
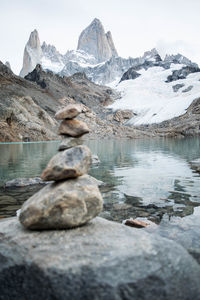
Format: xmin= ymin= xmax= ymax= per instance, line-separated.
xmin=20 ymin=29 xmax=42 ymax=77
xmin=1 ymin=62 xmax=131 ymax=142
xmin=77 ymin=18 xmax=118 ymax=63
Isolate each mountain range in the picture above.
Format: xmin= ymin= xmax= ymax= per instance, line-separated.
xmin=20 ymin=18 xmax=199 ymax=86
xmin=0 ymin=18 xmax=200 ymax=142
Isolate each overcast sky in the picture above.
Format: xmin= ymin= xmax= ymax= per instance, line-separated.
xmin=1 ymin=0 xmax=200 ymax=74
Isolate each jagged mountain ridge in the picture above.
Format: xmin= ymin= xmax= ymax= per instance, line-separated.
xmin=77 ymin=18 xmax=118 ymax=62
xmin=19 ymin=19 xmax=199 ymax=86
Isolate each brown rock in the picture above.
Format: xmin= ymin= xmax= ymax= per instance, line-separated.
xmin=55 ymin=104 xmax=82 ymax=120
xmin=41 ymin=145 xmax=92 ymax=181
xmin=58 ymin=119 xmax=90 ymax=137
xmin=19 ymin=174 xmax=103 ymax=230
xmin=124 ymin=219 xmax=149 ymax=228
xmin=114 ymin=110 xmax=135 ymax=123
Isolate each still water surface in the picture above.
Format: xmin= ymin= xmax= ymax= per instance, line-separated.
xmin=0 ymin=138 xmax=200 ymax=223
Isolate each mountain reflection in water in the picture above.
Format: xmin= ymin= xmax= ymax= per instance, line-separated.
xmin=0 ymin=137 xmax=200 ymax=223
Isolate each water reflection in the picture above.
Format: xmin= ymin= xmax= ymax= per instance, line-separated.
xmin=0 ymin=137 xmax=200 ymax=223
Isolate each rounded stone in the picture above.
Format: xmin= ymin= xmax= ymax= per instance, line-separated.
xmin=41 ymin=145 xmax=92 ymax=181
xmin=58 ymin=119 xmax=90 ymax=137
xmin=55 ymin=104 xmax=82 ymax=120
xmin=19 ymin=175 xmax=103 ymax=230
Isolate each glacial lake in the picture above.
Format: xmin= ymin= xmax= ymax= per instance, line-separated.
xmin=0 ymin=137 xmax=200 ymax=223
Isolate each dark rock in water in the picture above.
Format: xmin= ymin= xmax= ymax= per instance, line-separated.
xmin=182 ymin=85 xmax=193 ymax=93
xmin=166 ymin=66 xmax=200 ymax=82
xmin=172 ymin=83 xmax=185 ymax=92
xmin=19 ymin=174 xmax=103 ymax=230
xmin=58 ymin=137 xmax=83 ymax=151
xmin=41 ymin=145 xmax=92 ymax=181
xmin=58 ymin=119 xmax=90 ymax=137
xmin=55 ymin=104 xmax=82 ymax=120
xmin=5 ymin=177 xmax=51 ymax=188
xmin=190 ymin=158 xmax=200 ymax=173
xmin=120 ymin=67 xmax=141 ymax=82
xmin=1 ymin=217 xmax=200 ymax=299
xmin=124 ymin=194 xmax=143 ymax=205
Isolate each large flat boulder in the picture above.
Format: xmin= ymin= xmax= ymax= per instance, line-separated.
xmin=19 ymin=174 xmax=103 ymax=230
xmin=1 ymin=217 xmax=200 ymax=299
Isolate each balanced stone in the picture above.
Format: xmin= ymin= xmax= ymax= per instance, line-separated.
xmin=19 ymin=175 xmax=103 ymax=229
xmin=58 ymin=119 xmax=90 ymax=137
xmin=41 ymin=145 xmax=92 ymax=181
xmin=55 ymin=104 xmax=82 ymax=120
xmin=58 ymin=137 xmax=83 ymax=151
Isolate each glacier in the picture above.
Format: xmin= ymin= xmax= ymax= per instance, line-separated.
xmin=109 ymin=64 xmax=200 ymax=125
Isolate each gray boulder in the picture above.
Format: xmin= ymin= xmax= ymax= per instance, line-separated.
xmin=1 ymin=217 xmax=200 ymax=299
xmin=41 ymin=145 xmax=92 ymax=181
xmin=19 ymin=174 xmax=103 ymax=229
xmin=58 ymin=119 xmax=90 ymax=137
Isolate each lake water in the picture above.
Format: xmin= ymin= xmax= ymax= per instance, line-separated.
xmin=0 ymin=137 xmax=200 ymax=223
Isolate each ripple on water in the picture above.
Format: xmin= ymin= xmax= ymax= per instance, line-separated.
xmin=0 ymin=138 xmax=200 ymax=223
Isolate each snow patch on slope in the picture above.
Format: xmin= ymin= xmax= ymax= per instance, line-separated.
xmin=41 ymin=57 xmax=64 ymax=73
xmin=109 ymin=65 xmax=200 ymax=125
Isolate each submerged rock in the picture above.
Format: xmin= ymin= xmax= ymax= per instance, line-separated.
xmin=190 ymin=158 xmax=200 ymax=173
xmin=1 ymin=217 xmax=200 ymax=299
xmin=58 ymin=119 xmax=90 ymax=137
xmin=92 ymin=154 xmax=100 ymax=165
xmin=55 ymin=104 xmax=82 ymax=120
xmin=41 ymin=145 xmax=92 ymax=181
xmin=19 ymin=175 xmax=103 ymax=229
xmin=58 ymin=137 xmax=84 ymax=151
xmin=4 ymin=177 xmax=51 ymax=188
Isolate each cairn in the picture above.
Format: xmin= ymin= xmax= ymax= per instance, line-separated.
xmin=19 ymin=104 xmax=103 ymax=230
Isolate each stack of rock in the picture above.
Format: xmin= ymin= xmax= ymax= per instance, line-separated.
xmin=19 ymin=104 xmax=103 ymax=230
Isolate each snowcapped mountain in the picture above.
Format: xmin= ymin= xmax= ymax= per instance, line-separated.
xmin=20 ymin=29 xmax=42 ymax=77
xmin=20 ymin=19 xmax=199 ymax=89
xmin=20 ymin=19 xmax=173 ymax=85
xmin=18 ymin=18 xmax=200 ymax=127
xmin=109 ymin=62 xmax=200 ymax=125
